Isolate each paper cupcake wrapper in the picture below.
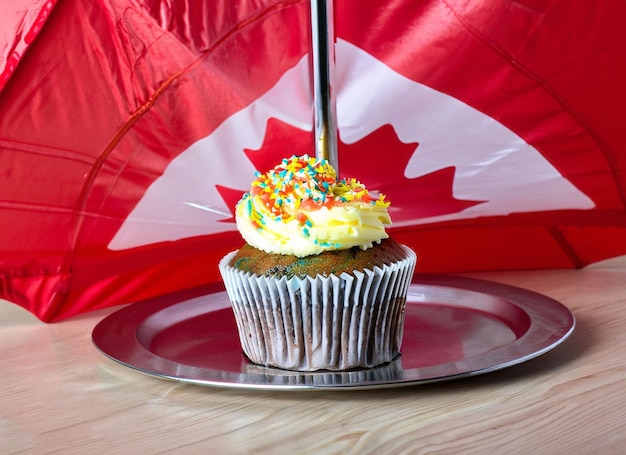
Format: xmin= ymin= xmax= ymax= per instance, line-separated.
xmin=219 ymin=245 xmax=417 ymax=371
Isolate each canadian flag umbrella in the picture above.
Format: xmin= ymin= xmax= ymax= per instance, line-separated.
xmin=1 ymin=0 xmax=625 ymax=322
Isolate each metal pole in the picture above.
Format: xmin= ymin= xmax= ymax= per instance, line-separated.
xmin=310 ymin=0 xmax=338 ymax=172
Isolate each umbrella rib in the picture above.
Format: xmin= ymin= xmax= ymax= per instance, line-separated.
xmin=547 ymin=226 xmax=584 ymax=269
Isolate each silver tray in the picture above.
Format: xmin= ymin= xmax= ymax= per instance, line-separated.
xmin=92 ymin=275 xmax=575 ymax=390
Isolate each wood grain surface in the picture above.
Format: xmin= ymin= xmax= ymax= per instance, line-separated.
xmin=2 ymin=256 xmax=625 ymax=454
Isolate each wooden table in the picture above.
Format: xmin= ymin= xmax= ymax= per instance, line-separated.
xmin=2 ymin=256 xmax=625 ymax=454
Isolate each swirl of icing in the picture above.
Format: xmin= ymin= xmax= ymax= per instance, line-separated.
xmin=235 ymin=155 xmax=391 ymax=257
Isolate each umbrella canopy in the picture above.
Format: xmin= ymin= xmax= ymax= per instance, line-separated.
xmin=2 ymin=0 xmax=626 ymax=321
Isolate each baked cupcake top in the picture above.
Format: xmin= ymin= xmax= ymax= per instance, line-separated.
xmin=236 ymin=155 xmax=391 ymax=257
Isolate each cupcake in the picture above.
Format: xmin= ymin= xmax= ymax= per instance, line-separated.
xmin=219 ymin=155 xmax=416 ymax=371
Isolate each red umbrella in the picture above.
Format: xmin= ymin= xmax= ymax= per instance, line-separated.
xmin=1 ymin=0 xmax=625 ymax=322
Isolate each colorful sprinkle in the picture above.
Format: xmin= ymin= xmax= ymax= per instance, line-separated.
xmin=238 ymin=154 xmax=390 ymax=237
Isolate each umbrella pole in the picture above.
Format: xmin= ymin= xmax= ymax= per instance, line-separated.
xmin=310 ymin=0 xmax=339 ymax=172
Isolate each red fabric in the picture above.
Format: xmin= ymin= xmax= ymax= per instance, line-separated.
xmin=0 ymin=0 xmax=57 ymax=90
xmin=1 ymin=0 xmax=625 ymax=321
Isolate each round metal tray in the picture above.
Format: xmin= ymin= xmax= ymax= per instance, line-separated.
xmin=92 ymin=275 xmax=575 ymax=390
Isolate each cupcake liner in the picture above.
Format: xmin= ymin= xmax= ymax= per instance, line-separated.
xmin=219 ymin=245 xmax=417 ymax=371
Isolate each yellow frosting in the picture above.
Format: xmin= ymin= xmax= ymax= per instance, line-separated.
xmin=235 ymin=155 xmax=391 ymax=257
